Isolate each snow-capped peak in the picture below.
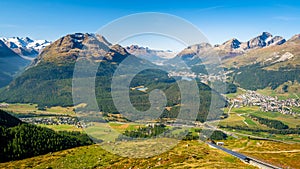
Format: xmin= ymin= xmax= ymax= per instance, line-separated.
xmin=27 ymin=39 xmax=51 ymax=51
xmin=0 ymin=36 xmax=51 ymax=57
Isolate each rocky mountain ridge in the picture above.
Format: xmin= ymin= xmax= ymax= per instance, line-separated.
xmin=176 ymin=32 xmax=287 ymax=61
xmin=0 ymin=37 xmax=51 ymax=58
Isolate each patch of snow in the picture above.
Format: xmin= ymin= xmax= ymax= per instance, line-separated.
xmin=265 ymin=36 xmax=273 ymax=44
xmin=272 ymin=52 xmax=294 ymax=64
xmin=156 ymin=51 xmax=177 ymax=59
xmin=27 ymin=40 xmax=51 ymax=51
xmin=73 ymin=39 xmax=83 ymax=43
xmin=0 ymin=37 xmax=51 ymax=56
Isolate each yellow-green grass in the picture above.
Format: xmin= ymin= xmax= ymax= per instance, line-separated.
xmin=83 ymin=122 xmax=120 ymax=142
xmin=1 ymin=103 xmax=76 ymax=116
xmin=0 ymin=140 xmax=258 ymax=169
xmin=37 ymin=124 xmax=83 ymax=132
xmin=44 ymin=106 xmax=75 ymax=115
xmin=222 ymin=127 xmax=300 ymax=143
xmin=230 ymin=106 xmax=259 ymax=114
xmin=249 ymin=111 xmax=300 ymax=128
xmin=225 ymin=88 xmax=246 ymax=99
xmin=219 ymin=106 xmax=299 ymax=142
xmin=293 ymin=107 xmax=300 ymax=114
xmin=223 ymin=139 xmax=300 ymax=169
xmin=223 ymin=40 xmax=300 ymax=70
xmin=222 ymin=106 xmax=300 ymax=128
xmin=243 ymin=116 xmax=257 ymax=126
xmin=108 ymin=122 xmax=143 ymax=133
xmin=257 ymin=87 xmax=300 ymax=100
xmin=219 ymin=113 xmax=248 ymax=127
xmin=220 ymin=107 xmax=265 ymax=128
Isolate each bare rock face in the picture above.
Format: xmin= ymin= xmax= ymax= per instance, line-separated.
xmin=288 ymin=34 xmax=300 ymax=42
xmin=242 ymin=32 xmax=286 ymax=50
xmin=33 ymin=33 xmax=129 ymax=65
xmin=175 ymin=32 xmax=287 ymax=61
xmin=125 ymin=45 xmax=176 ymax=62
xmin=220 ymin=38 xmax=241 ymax=50
xmin=176 ymin=43 xmax=212 ymax=59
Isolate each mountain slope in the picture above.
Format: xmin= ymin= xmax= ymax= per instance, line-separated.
xmin=0 ymin=33 xmax=224 ymax=122
xmin=0 ymin=40 xmax=30 ymax=87
xmin=0 ymin=37 xmax=51 ymax=58
xmin=0 ymin=109 xmax=93 ymax=163
xmin=168 ymin=32 xmax=299 ymax=91
xmin=0 ymin=33 xmax=132 ymax=107
xmin=126 ymin=45 xmax=176 ymax=62
xmin=223 ymin=34 xmax=300 ymax=90
xmin=0 ymin=109 xmax=22 ymax=127
xmin=173 ymin=32 xmax=286 ymax=64
xmin=223 ymin=34 xmax=300 ymax=70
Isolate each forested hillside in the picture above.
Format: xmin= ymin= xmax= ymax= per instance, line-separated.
xmin=0 ymin=110 xmax=93 ymax=162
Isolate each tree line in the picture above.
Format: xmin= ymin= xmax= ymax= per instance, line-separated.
xmin=0 ymin=110 xmax=93 ymax=163
xmin=249 ymin=115 xmax=289 ymax=129
xmin=116 ymin=125 xmax=228 ymax=141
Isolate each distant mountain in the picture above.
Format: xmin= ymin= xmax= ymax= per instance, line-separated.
xmin=223 ymin=33 xmax=300 ymax=70
xmin=0 ymin=37 xmax=51 ymax=58
xmin=0 ymin=33 xmax=223 ymax=122
xmin=222 ymin=34 xmax=300 ymax=90
xmin=174 ymin=32 xmax=286 ymax=63
xmin=125 ymin=45 xmax=176 ymax=63
xmin=31 ymin=33 xmax=113 ymax=65
xmin=167 ymin=32 xmax=300 ymax=91
xmin=0 ymin=33 xmax=139 ymax=106
xmin=0 ymin=39 xmax=30 ymax=87
xmin=243 ymin=32 xmax=286 ymax=50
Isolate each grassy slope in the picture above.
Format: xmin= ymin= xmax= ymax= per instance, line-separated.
xmin=257 ymin=81 xmax=300 ymax=100
xmin=224 ymin=139 xmax=300 ymax=169
xmin=225 ymin=88 xmax=246 ymax=99
xmin=223 ymin=39 xmax=300 ymax=70
xmin=218 ymin=106 xmax=300 ymax=142
xmin=0 ymin=140 xmax=257 ymax=169
xmin=220 ymin=106 xmax=300 ymax=129
xmin=1 ymin=103 xmax=76 ymax=116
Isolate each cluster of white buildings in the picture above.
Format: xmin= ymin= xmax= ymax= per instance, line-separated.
xmin=168 ymin=71 xmax=197 ymax=79
xmin=0 ymin=103 xmax=9 ymax=108
xmin=168 ymin=71 xmax=226 ymax=84
xmin=198 ymin=73 xmax=226 ymax=84
xmin=232 ymin=91 xmax=300 ymax=115
xmin=21 ymin=116 xmax=87 ymax=128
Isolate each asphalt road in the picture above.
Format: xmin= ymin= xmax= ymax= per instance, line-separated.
xmin=206 ymin=142 xmax=282 ymax=169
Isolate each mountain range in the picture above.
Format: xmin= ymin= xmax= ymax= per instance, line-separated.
xmin=175 ymin=32 xmax=288 ymax=62
xmin=0 ymin=37 xmax=50 ymax=59
xmin=0 ymin=33 xmax=141 ymax=106
xmin=0 ymin=39 xmax=29 ymax=87
xmin=0 ymin=37 xmax=51 ymax=87
xmin=0 ymin=33 xmax=222 ymax=122
xmin=125 ymin=45 xmax=176 ymax=63
xmin=0 ymin=31 xmax=299 ymax=105
xmin=172 ymin=32 xmax=300 ymax=91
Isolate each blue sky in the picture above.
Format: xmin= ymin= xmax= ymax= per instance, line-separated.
xmin=1 ymin=0 xmax=300 ymax=50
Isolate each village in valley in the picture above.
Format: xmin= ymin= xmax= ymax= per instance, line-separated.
xmin=230 ymin=90 xmax=300 ymax=116
xmin=20 ymin=116 xmax=87 ymax=128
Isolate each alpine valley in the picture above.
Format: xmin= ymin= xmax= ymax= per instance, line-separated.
xmin=0 ymin=32 xmax=300 ymax=169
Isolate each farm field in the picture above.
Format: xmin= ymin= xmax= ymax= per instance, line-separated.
xmin=1 ymin=103 xmax=76 ymax=116
xmin=219 ymin=106 xmax=300 ymax=129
